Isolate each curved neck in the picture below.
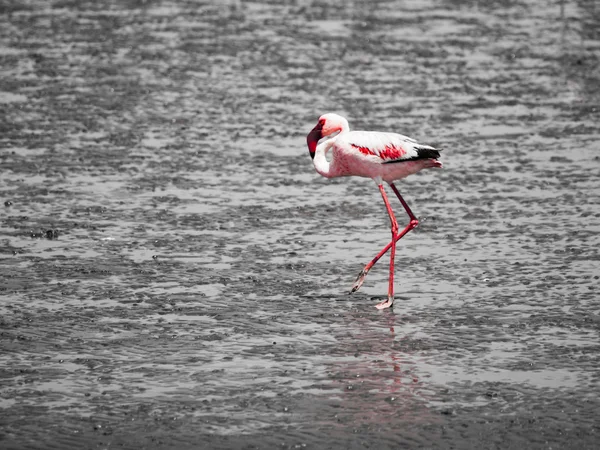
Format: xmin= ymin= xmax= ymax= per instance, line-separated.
xmin=313 ymin=136 xmax=340 ymax=178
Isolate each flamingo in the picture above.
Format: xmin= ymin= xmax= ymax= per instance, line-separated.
xmin=306 ymin=113 xmax=443 ymax=310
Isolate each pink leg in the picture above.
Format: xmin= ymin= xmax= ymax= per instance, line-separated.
xmin=374 ymin=184 xmax=399 ymax=310
xmin=351 ymin=183 xmax=419 ymax=294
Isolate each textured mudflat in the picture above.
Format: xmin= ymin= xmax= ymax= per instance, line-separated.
xmin=1 ymin=0 xmax=599 ymax=448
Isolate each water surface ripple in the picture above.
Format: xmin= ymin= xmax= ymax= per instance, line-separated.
xmin=1 ymin=0 xmax=599 ymax=448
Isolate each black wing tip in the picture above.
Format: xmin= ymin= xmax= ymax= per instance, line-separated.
xmin=416 ymin=147 xmax=441 ymax=160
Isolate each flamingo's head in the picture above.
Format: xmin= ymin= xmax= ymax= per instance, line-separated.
xmin=306 ymin=113 xmax=349 ymax=159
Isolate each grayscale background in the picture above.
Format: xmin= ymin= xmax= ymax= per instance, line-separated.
xmin=1 ymin=0 xmax=599 ymax=448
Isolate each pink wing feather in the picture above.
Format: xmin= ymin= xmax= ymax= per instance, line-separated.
xmin=339 ymin=131 xmax=439 ymax=163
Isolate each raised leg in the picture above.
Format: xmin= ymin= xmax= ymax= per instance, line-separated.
xmin=374 ymin=184 xmax=398 ymax=309
xmin=351 ymin=183 xmax=419 ymax=294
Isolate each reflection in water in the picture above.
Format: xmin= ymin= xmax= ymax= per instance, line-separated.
xmin=560 ymin=0 xmax=567 ymax=44
xmin=326 ymin=310 xmax=440 ymax=429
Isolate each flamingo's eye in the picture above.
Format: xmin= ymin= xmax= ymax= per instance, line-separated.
xmin=319 ymin=119 xmax=326 ymax=126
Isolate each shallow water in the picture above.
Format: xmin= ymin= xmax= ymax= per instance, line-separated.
xmin=1 ymin=0 xmax=600 ymax=448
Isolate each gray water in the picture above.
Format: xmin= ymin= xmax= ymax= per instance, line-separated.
xmin=1 ymin=0 xmax=599 ymax=448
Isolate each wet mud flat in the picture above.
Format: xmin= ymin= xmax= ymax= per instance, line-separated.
xmin=1 ymin=0 xmax=599 ymax=448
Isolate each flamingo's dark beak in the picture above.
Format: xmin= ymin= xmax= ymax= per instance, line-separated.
xmin=306 ymin=122 xmax=323 ymax=160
